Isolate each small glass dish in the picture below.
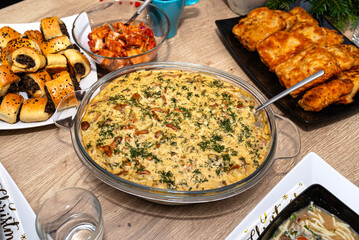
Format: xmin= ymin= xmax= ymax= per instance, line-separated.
xmin=72 ymin=0 xmax=169 ymax=72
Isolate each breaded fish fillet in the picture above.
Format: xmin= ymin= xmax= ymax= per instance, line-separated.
xmin=298 ymin=78 xmax=353 ymax=112
xmin=232 ymin=7 xmax=287 ymax=51
xmin=275 ymin=45 xmax=341 ymax=98
xmin=326 ymin=45 xmax=355 ymax=71
xmin=289 ymin=7 xmax=318 ymax=25
xmin=322 ymin=28 xmax=344 ymax=46
xmin=290 ymin=22 xmax=326 ymax=45
xmin=273 ymin=10 xmax=297 ymax=31
xmin=257 ymin=31 xmax=313 ymax=71
xmin=341 ymin=45 xmax=359 ymax=69
xmin=336 ymin=70 xmax=359 ymax=104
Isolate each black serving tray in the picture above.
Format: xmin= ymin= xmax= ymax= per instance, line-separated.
xmin=215 ymin=16 xmax=359 ymax=124
xmin=257 ymin=184 xmax=359 ymax=239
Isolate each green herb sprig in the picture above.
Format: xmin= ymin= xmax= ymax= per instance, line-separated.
xmin=265 ymin=0 xmax=359 ymax=30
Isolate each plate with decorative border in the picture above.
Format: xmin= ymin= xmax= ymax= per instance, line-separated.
xmin=226 ymin=152 xmax=359 ymax=240
xmin=0 ymin=14 xmax=97 ymax=130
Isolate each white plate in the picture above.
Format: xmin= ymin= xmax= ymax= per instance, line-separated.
xmin=0 ymin=15 xmax=97 ymax=130
xmin=0 ymin=163 xmax=39 ymax=239
xmin=226 ymin=152 xmax=359 ymax=240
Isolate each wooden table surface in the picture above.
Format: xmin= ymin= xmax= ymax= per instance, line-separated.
xmin=1 ymin=0 xmax=359 ymax=239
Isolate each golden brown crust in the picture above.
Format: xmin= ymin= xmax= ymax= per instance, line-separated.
xmin=273 ymin=10 xmax=297 ymax=31
xmin=23 ymin=69 xmax=52 ymax=98
xmin=63 ymin=49 xmax=91 ymax=80
xmin=23 ymin=30 xmax=45 ymax=46
xmin=45 ymin=71 xmax=75 ymax=108
xmin=289 ymin=7 xmax=318 ymax=25
xmin=322 ymin=28 xmax=344 ymax=46
xmin=11 ymin=47 xmax=46 ymax=73
xmin=40 ymin=17 xmax=67 ymax=41
xmin=232 ymin=7 xmax=287 ymax=51
xmin=19 ymin=97 xmax=52 ymax=122
xmin=0 ymin=48 xmax=10 ymax=65
xmin=5 ymin=38 xmax=41 ymax=64
xmin=41 ymin=36 xmax=72 ymax=55
xmin=257 ymin=31 xmax=313 ymax=71
xmin=341 ymin=44 xmax=359 ymax=69
xmin=45 ymin=54 xmax=68 ymax=75
xmin=0 ymin=26 xmax=22 ymax=49
xmin=290 ymin=22 xmax=327 ymax=46
xmin=0 ymin=93 xmax=24 ymax=124
xmin=290 ymin=22 xmax=343 ymax=47
xmin=275 ymin=45 xmax=341 ymax=98
xmin=325 ymin=44 xmax=355 ymax=71
xmin=335 ymin=70 xmax=359 ymax=104
xmin=51 ymin=70 xmax=68 ymax=79
xmin=298 ymin=78 xmax=353 ymax=112
xmin=0 ymin=65 xmax=21 ymax=97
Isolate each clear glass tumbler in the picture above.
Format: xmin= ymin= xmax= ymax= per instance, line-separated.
xmin=36 ymin=188 xmax=104 ymax=240
xmin=353 ymin=17 xmax=359 ymax=47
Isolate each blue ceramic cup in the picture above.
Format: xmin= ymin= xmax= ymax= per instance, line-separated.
xmin=151 ymin=0 xmax=199 ymax=39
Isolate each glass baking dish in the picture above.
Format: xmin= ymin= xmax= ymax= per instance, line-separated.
xmin=53 ymin=62 xmax=300 ymax=204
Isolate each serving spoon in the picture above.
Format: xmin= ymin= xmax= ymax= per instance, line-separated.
xmin=255 ymin=70 xmax=325 ymax=113
xmin=126 ymin=0 xmax=153 ymax=26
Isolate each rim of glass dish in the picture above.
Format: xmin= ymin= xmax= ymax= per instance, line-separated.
xmin=72 ymin=62 xmax=278 ymax=201
xmin=72 ymin=0 xmax=170 ymax=60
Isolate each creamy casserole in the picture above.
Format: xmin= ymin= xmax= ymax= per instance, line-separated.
xmin=81 ymin=70 xmax=270 ymax=190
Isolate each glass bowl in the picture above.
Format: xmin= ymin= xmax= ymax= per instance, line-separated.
xmin=54 ymin=62 xmax=300 ymax=205
xmin=72 ymin=0 xmax=169 ymax=72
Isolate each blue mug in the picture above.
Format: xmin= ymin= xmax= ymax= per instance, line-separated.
xmin=151 ymin=0 xmax=199 ymax=39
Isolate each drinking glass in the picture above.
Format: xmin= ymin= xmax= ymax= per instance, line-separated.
xmin=353 ymin=17 xmax=359 ymax=47
xmin=36 ymin=188 xmax=104 ymax=240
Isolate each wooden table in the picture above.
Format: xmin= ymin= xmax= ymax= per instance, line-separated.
xmin=1 ymin=1 xmax=358 ymax=239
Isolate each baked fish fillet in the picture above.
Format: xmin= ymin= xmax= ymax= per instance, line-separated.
xmin=275 ymin=45 xmax=341 ymax=98
xmin=290 ymin=22 xmax=343 ymax=47
xmin=232 ymin=7 xmax=287 ymax=51
xmin=325 ymin=44 xmax=355 ymax=71
xmin=335 ymin=69 xmax=359 ymax=104
xmin=341 ymin=45 xmax=359 ymax=69
xmin=298 ymin=78 xmax=353 ymax=112
xmin=257 ymin=31 xmax=313 ymax=71
xmin=289 ymin=7 xmax=318 ymax=26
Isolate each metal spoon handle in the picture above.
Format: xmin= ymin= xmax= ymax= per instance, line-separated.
xmin=256 ymin=70 xmax=325 ymax=112
xmin=126 ymin=0 xmax=152 ymax=26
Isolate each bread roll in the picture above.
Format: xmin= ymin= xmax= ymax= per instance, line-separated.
xmin=41 ymin=36 xmax=72 ymax=55
xmin=11 ymin=47 xmax=46 ymax=73
xmin=0 ymin=26 xmax=22 ymax=49
xmin=0 ymin=65 xmax=21 ymax=97
xmin=23 ymin=30 xmax=45 ymax=46
xmin=40 ymin=17 xmax=69 ymax=41
xmin=21 ymin=69 xmax=52 ymax=98
xmin=20 ymin=97 xmax=53 ymax=122
xmin=45 ymin=71 xmax=79 ymax=108
xmin=45 ymin=54 xmax=68 ymax=75
xmin=63 ymin=49 xmax=91 ymax=80
xmin=5 ymin=38 xmax=41 ymax=64
xmin=0 ymin=93 xmax=24 ymax=124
